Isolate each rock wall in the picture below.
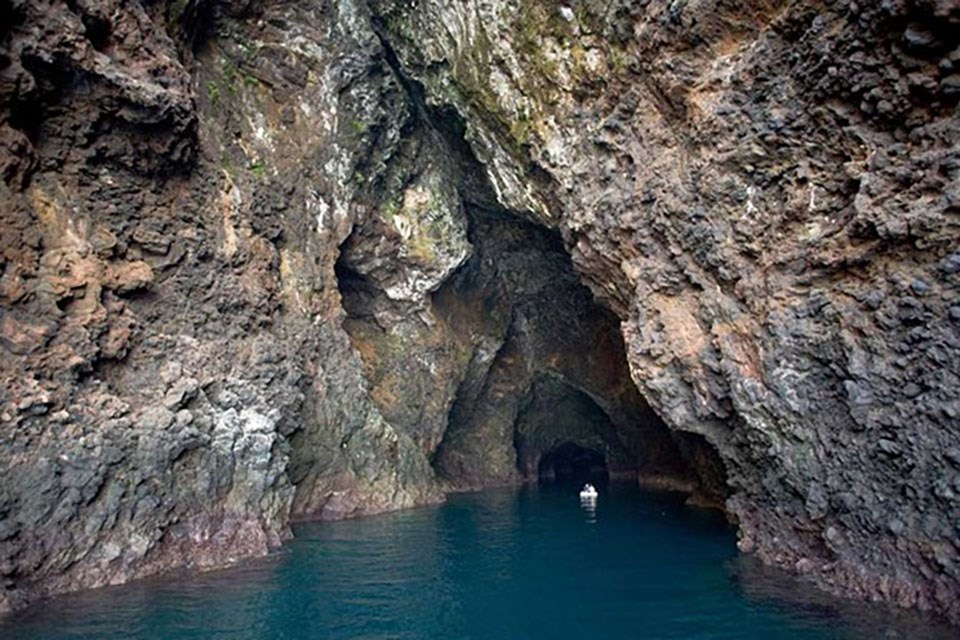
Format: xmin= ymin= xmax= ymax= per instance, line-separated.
xmin=0 ymin=0 xmax=444 ymax=611
xmin=369 ymin=0 xmax=960 ymax=622
xmin=1 ymin=0 xmax=958 ymax=625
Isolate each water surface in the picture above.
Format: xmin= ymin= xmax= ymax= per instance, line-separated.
xmin=2 ymin=485 xmax=954 ymax=639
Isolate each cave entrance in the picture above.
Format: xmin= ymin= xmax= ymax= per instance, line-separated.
xmin=538 ymin=442 xmax=608 ymax=486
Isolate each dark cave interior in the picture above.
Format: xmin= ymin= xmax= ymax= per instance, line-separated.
xmin=537 ymin=442 xmax=609 ymax=487
xmin=331 ymin=200 xmax=729 ymax=504
xmin=325 ymin=66 xmax=729 ymax=502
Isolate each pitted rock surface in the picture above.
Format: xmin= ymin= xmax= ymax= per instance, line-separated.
xmin=368 ymin=0 xmax=960 ymax=621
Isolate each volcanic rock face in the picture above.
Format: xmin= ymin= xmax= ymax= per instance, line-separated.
xmin=0 ymin=0 xmax=958 ymax=625
xmin=0 ymin=0 xmax=443 ymax=611
xmin=369 ymin=0 xmax=960 ymax=621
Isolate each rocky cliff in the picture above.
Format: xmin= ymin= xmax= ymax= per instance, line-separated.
xmin=1 ymin=0 xmax=958 ymax=624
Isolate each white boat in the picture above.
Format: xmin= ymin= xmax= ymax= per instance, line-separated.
xmin=579 ymin=484 xmax=598 ymax=500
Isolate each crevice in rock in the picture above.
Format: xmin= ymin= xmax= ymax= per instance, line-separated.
xmin=672 ymin=432 xmax=731 ymax=510
xmin=80 ymin=13 xmax=111 ymax=53
xmin=334 ymin=244 xmax=384 ymax=327
xmin=167 ymin=0 xmax=229 ymax=54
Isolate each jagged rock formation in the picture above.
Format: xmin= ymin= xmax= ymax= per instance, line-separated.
xmin=369 ymin=0 xmax=960 ymax=621
xmin=0 ymin=0 xmax=444 ymax=611
xmin=1 ymin=0 xmax=958 ymax=625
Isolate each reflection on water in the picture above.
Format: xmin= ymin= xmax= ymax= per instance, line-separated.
xmin=579 ymin=495 xmax=597 ymax=523
xmin=1 ymin=484 xmax=955 ymax=640
xmin=729 ymin=555 xmax=957 ymax=640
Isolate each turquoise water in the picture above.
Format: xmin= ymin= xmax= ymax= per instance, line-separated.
xmin=2 ymin=485 xmax=954 ymax=639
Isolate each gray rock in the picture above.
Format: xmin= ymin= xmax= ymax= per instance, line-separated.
xmin=903 ymin=24 xmax=938 ymax=49
xmin=940 ymin=74 xmax=960 ymax=97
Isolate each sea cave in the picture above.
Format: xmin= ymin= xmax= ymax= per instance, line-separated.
xmin=0 ymin=0 xmax=958 ymax=636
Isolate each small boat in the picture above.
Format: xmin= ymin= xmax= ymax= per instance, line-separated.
xmin=579 ymin=484 xmax=598 ymax=500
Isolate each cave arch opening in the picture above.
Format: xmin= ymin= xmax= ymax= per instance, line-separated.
xmin=318 ymin=70 xmax=733 ymax=512
xmin=537 ymin=442 xmax=609 ymax=487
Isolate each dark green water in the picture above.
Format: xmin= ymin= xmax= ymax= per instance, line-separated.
xmin=2 ymin=485 xmax=954 ymax=639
